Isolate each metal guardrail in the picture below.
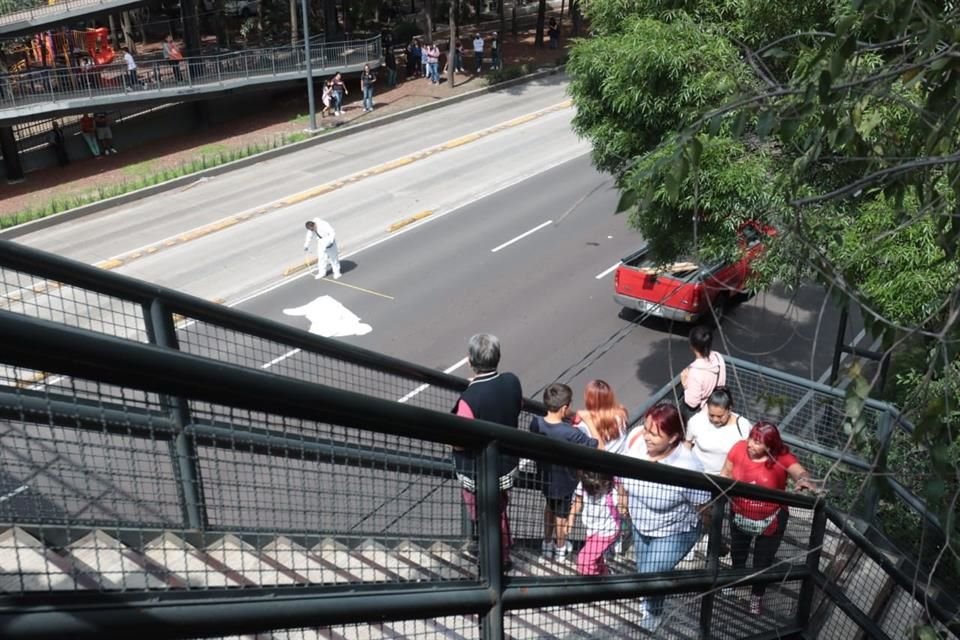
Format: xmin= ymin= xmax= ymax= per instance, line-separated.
xmin=0 ymin=37 xmax=381 ymax=112
xmin=0 ymin=0 xmax=119 ymax=25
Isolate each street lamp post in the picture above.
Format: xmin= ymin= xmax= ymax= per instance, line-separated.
xmin=300 ymin=0 xmax=318 ymax=131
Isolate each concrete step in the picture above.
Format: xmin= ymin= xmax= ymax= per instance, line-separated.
xmin=206 ymin=535 xmax=303 ymax=586
xmin=261 ymin=536 xmax=351 ymax=585
xmin=143 ymin=532 xmax=247 ymax=588
xmin=0 ymin=526 xmax=89 ymax=591
xmin=313 ymin=539 xmax=470 ymax=640
xmin=67 ymin=530 xmax=172 ymax=590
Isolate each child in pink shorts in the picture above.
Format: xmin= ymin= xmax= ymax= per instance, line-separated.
xmin=572 ymin=470 xmax=625 ymax=575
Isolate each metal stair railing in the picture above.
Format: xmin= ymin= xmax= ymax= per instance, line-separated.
xmin=0 ymin=241 xmax=832 ymax=640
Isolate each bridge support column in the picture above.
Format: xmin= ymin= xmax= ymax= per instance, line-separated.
xmin=1 ymin=126 xmax=24 ymax=184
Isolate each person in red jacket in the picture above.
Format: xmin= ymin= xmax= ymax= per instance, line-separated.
xmin=720 ymin=421 xmax=816 ymax=615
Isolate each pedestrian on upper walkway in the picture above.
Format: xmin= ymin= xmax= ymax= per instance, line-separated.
xmin=384 ymin=48 xmax=397 ymax=87
xmin=685 ymin=386 xmax=748 ymax=476
xmin=548 ymin=18 xmax=560 ymax=49
xmin=121 ymin=47 xmax=138 ymax=89
xmin=426 ymin=43 xmax=440 ymax=84
xmin=490 ymin=31 xmax=501 ymax=70
xmin=407 ymin=39 xmax=421 ymax=79
xmin=679 ymin=324 xmax=726 ymax=423
xmin=452 ymin=333 xmax=523 ymax=571
xmin=163 ymin=35 xmax=184 ymax=83
xmin=572 ymin=470 xmax=625 ymax=576
xmin=361 ymin=64 xmax=376 ymax=112
xmin=303 ymin=218 xmax=341 ymax=279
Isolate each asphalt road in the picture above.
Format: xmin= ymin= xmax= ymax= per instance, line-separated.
xmin=4 ymin=77 xmax=857 ymax=537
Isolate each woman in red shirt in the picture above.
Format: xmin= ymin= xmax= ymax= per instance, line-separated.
xmin=720 ymin=421 xmax=816 ymax=615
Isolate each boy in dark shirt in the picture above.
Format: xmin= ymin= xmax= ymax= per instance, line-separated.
xmin=531 ymin=383 xmax=598 ymax=561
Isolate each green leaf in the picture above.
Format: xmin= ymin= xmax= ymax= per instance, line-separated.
xmin=757 ymin=111 xmax=775 ymax=138
xmin=616 ymin=189 xmax=638 ymax=213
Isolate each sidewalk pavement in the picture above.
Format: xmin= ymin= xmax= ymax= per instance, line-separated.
xmin=0 ymin=26 xmax=571 ymax=221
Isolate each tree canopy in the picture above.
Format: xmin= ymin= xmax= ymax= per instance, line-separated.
xmin=568 ymin=0 xmax=960 ymax=598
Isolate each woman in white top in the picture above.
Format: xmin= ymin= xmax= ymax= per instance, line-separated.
xmin=621 ymin=402 xmax=710 ymax=632
xmin=576 ymin=379 xmax=628 ymax=455
xmin=684 ymin=387 xmax=750 ymax=475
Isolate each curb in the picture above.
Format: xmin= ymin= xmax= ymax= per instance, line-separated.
xmin=0 ymin=65 xmax=565 ymax=239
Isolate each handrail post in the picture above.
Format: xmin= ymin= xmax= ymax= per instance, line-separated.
xmin=859 ymin=410 xmax=893 ymax=525
xmin=145 ymin=299 xmax=207 ymax=530
xmin=698 ymin=493 xmax=726 ymax=639
xmin=478 ymin=442 xmax=503 ymax=640
xmin=796 ymin=501 xmax=828 ymax=632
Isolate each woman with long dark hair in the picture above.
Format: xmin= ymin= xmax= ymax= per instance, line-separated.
xmin=720 ymin=421 xmax=816 ymax=615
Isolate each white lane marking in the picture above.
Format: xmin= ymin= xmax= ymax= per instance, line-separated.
xmin=595 ymin=262 xmax=621 ymax=280
xmin=283 ymin=296 xmax=372 ymax=337
xmin=0 ymin=485 xmax=29 ymax=502
xmin=261 ymin=348 xmax=301 ymax=370
xmin=397 ymin=357 xmax=470 ymax=404
xmin=490 ymin=220 xmax=553 ymax=253
xmin=233 ymin=151 xmax=591 ymax=310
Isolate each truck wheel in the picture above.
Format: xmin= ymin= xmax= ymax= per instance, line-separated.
xmin=706 ymin=292 xmax=731 ymax=326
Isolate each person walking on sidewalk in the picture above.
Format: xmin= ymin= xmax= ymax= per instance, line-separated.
xmin=46 ymin=121 xmax=69 ymax=167
xmin=426 ymin=43 xmax=440 ymax=83
xmin=384 ymin=48 xmax=397 ymax=87
xmin=490 ymin=31 xmax=501 ymax=70
xmin=79 ymin=113 xmax=100 ymax=157
xmin=361 ymin=64 xmax=376 ymax=112
xmin=303 ymin=218 xmax=341 ymax=280
xmin=473 ymin=33 xmax=484 ymax=74
xmin=330 ymin=72 xmax=347 ymax=115
xmin=163 ymin=34 xmax=184 ymax=83
xmin=94 ymin=112 xmax=117 ymax=155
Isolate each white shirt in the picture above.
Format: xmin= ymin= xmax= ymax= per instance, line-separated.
xmin=620 ymin=442 xmax=709 ymax=537
xmin=577 ymin=416 xmax=628 ymax=455
xmin=685 ymin=410 xmax=750 ymax=474
xmin=304 ymin=218 xmax=336 ymax=251
xmin=575 ymin=483 xmax=619 ymax=536
xmin=473 ymin=37 xmax=484 ymax=53
xmin=123 ymin=51 xmax=136 ymax=71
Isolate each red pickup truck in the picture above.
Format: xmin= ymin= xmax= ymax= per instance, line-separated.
xmin=613 ymin=223 xmax=769 ymax=323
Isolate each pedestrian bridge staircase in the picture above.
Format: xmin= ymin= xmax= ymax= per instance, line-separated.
xmin=0 ymin=239 xmax=957 ymax=640
xmin=0 ymin=37 xmax=381 ymax=125
xmin=0 ymin=0 xmax=147 ymax=37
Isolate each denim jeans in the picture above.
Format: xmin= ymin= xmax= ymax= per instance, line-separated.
xmin=428 ymin=62 xmax=439 ymax=83
xmin=475 ymin=53 xmax=483 ymax=73
xmin=333 ymin=92 xmax=343 ymax=112
xmin=386 ymin=67 xmax=397 ymax=86
xmin=362 ymin=85 xmax=374 ymax=110
xmin=634 ymin=526 xmax=700 ymax=615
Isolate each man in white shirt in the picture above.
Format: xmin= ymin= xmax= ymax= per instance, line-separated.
xmin=121 ymin=47 xmax=138 ymax=89
xmin=684 ymin=387 xmax=749 ymax=474
xmin=473 ymin=34 xmax=484 ymax=74
xmin=303 ymin=219 xmax=341 ymax=280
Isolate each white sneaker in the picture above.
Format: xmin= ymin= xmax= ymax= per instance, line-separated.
xmin=554 ymin=541 xmax=572 ymax=561
xmin=541 ymin=540 xmax=554 ymax=557
xmin=314 ymin=272 xmax=324 ymax=280
xmin=333 ymin=273 xmax=341 ymax=280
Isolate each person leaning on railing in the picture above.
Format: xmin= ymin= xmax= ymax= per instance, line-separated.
xmin=719 ymin=421 xmax=817 ymax=617
xmin=620 ymin=402 xmax=711 ymax=633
